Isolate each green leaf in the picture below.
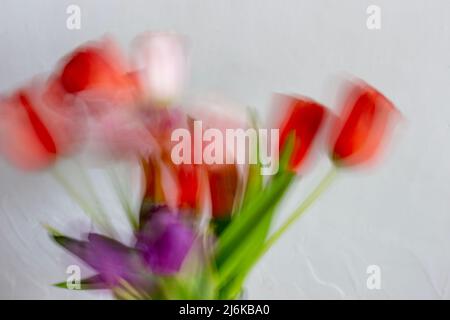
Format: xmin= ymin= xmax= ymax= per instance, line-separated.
xmin=216 ymin=172 xmax=293 ymax=285
xmin=222 ymin=166 xmax=338 ymax=299
xmin=42 ymin=224 xmax=64 ymax=237
xmin=212 ymin=216 xmax=232 ymax=236
xmin=214 ymin=134 xmax=296 ymax=293
xmin=214 ymin=109 xmax=264 ymax=238
xmin=53 ymin=275 xmax=107 ymax=290
xmin=215 ymin=170 xmax=294 ymax=276
xmin=44 ymin=224 xmax=88 ymax=258
xmin=215 ymin=134 xmax=295 ymax=265
xmin=239 ymin=108 xmax=264 ymax=210
xmin=217 ymin=207 xmax=275 ymax=299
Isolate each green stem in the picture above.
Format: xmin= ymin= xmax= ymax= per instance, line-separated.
xmin=51 ymin=163 xmax=115 ymax=237
xmin=222 ymin=165 xmax=338 ymax=299
xmin=215 ymin=171 xmax=294 ymax=267
xmin=75 ymin=162 xmax=116 ymax=237
xmin=108 ymin=167 xmax=138 ymax=231
xmin=264 ymin=165 xmax=338 ymax=255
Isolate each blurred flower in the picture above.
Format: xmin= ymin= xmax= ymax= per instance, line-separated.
xmin=50 ymin=38 xmax=188 ymax=161
xmin=138 ymin=108 xmax=192 ymax=209
xmin=175 ymin=163 xmax=202 ymax=210
xmin=179 ymin=105 xmax=244 ymax=218
xmin=27 ymin=32 xmax=400 ymax=300
xmin=132 ymin=33 xmax=187 ymax=106
xmin=185 ymin=98 xmax=250 ymax=163
xmin=143 ymin=155 xmax=202 ymax=213
xmin=330 ymin=80 xmax=398 ymax=166
xmin=51 ymin=206 xmax=196 ymax=289
xmin=143 ymin=107 xmax=188 ymax=149
xmin=143 ymin=134 xmax=238 ymax=218
xmin=53 ymin=232 xmax=151 ymax=289
xmin=89 ymin=108 xmax=157 ymax=160
xmin=136 ymin=206 xmax=196 ymax=275
xmin=51 ymin=38 xmax=137 ymax=112
xmin=278 ymin=95 xmax=326 ymax=172
xmin=0 ymin=84 xmax=82 ymax=170
xmin=207 ymin=164 xmax=239 ymax=218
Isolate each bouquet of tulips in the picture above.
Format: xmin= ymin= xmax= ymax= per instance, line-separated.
xmin=0 ymin=33 xmax=398 ymax=300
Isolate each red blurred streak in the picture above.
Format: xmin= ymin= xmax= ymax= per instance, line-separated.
xmin=176 ymin=164 xmax=200 ymax=209
xmin=17 ymin=92 xmax=57 ymax=155
xmin=207 ymin=164 xmax=238 ymax=218
xmin=331 ymin=81 xmax=398 ymax=166
xmin=278 ymin=96 xmax=326 ymax=172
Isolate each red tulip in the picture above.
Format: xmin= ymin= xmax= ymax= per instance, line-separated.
xmin=54 ymin=39 xmax=137 ymax=109
xmin=0 ymin=84 xmax=81 ymax=170
xmin=207 ymin=164 xmax=238 ymax=218
xmin=278 ymin=95 xmax=326 ymax=172
xmin=176 ymin=164 xmax=201 ymax=210
xmin=330 ymin=81 xmax=398 ymax=166
xmin=143 ymin=156 xmax=201 ymax=212
xmin=0 ymin=91 xmax=57 ymax=169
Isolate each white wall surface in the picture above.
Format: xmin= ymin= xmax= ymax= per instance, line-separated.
xmin=0 ymin=0 xmax=449 ymax=299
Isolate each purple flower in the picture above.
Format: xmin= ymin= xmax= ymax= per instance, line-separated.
xmin=81 ymin=234 xmax=147 ymax=286
xmin=50 ymin=206 xmax=196 ymax=291
xmin=136 ymin=206 xmax=196 ymax=275
xmin=53 ymin=233 xmax=152 ymax=289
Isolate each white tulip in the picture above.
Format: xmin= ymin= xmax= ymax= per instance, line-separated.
xmin=133 ymin=33 xmax=187 ymax=106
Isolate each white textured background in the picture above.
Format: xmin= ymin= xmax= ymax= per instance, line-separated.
xmin=1 ymin=0 xmax=450 ymax=299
